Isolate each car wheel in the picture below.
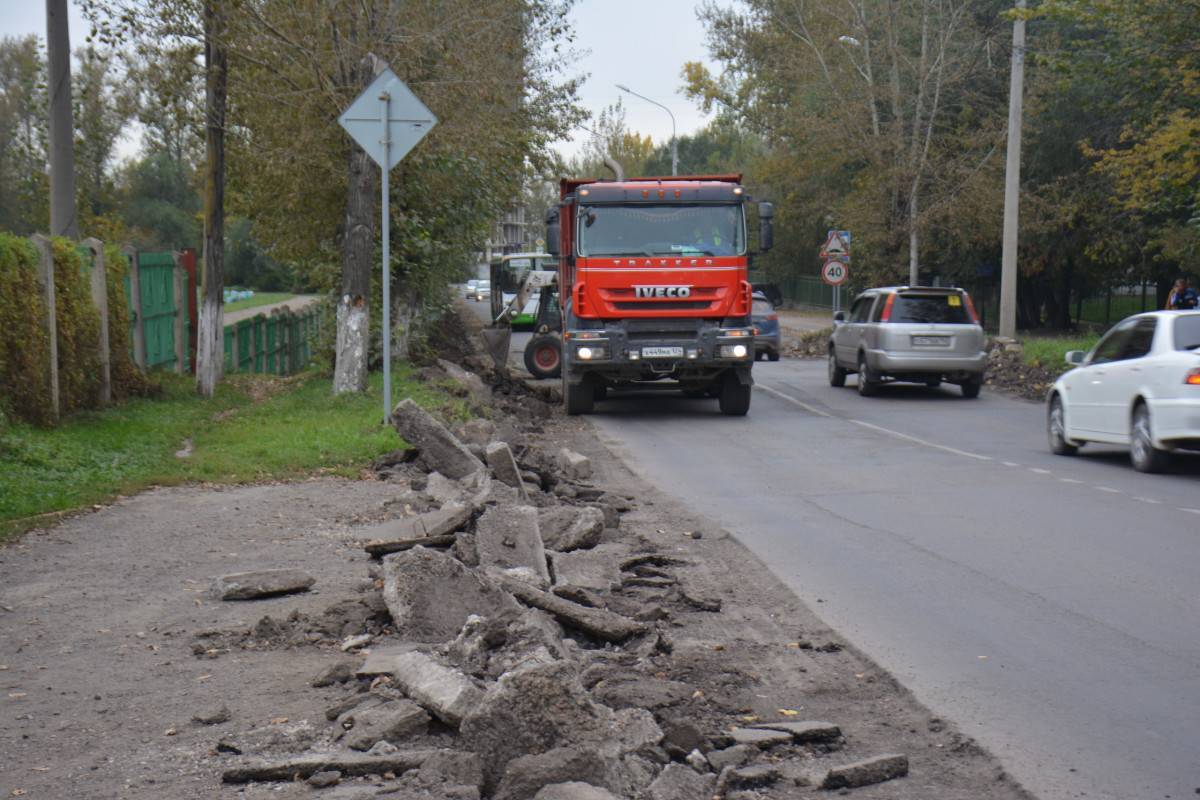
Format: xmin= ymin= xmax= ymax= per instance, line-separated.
xmin=593 ymin=381 xmax=608 ymax=402
xmin=1047 ymin=394 xmax=1078 ymax=456
xmin=828 ymin=350 xmax=847 ymax=387
xmin=1130 ymin=403 xmax=1169 ymax=473
xmin=767 ymin=350 xmax=781 ymax=362
xmin=718 ymin=373 xmax=751 ymax=416
xmin=523 ymin=333 xmax=562 ymax=379
xmin=960 ymin=377 xmax=982 ymax=398
xmin=563 ymin=374 xmax=595 ymax=416
xmin=856 ymin=354 xmax=879 ymax=397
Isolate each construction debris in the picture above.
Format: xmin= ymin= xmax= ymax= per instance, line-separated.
xmin=209 ymin=569 xmax=315 ymax=601
xmin=498 ymin=577 xmax=647 ymax=642
xmin=391 ymin=398 xmax=485 ymax=479
xmin=820 ymin=753 xmax=910 ymax=789
xmin=475 ymin=505 xmax=551 ymax=586
xmin=382 ymin=547 xmax=520 ymax=642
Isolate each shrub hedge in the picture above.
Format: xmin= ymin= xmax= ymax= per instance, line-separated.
xmin=0 ymin=234 xmax=53 ymax=425
xmin=0 ymin=233 xmax=154 ymax=426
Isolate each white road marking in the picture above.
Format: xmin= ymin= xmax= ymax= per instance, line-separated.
xmin=847 ymin=419 xmax=992 ymax=461
xmin=1029 ymin=468 xmax=1052 ymax=475
xmin=1180 ymin=507 xmax=1200 ymax=515
xmin=1135 ymin=497 xmax=1161 ymax=505
xmin=1002 ymin=461 xmax=1021 ymax=467
xmin=1095 ymin=486 xmax=1121 ymax=494
xmin=1058 ymin=478 xmax=1084 ymax=484
xmin=755 ymin=384 xmax=832 ymax=417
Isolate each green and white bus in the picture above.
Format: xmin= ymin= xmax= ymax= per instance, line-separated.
xmin=490 ymin=252 xmax=554 ymax=329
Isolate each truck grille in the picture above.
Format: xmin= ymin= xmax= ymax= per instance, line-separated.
xmin=614 ymin=301 xmax=711 ymax=311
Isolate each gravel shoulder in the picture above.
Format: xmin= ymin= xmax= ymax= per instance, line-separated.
xmin=0 ymin=331 xmax=1034 ymax=799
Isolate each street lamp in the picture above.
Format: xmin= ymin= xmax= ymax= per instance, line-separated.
xmin=616 ymin=83 xmax=677 ymax=176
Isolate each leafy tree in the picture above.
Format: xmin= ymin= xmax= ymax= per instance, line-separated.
xmin=73 ymin=45 xmax=137 ymax=221
xmin=0 ymin=35 xmax=49 ymax=235
xmin=689 ymin=0 xmax=1012 ymax=290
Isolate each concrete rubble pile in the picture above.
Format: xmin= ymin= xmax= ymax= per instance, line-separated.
xmin=210 ymin=359 xmax=910 ymax=799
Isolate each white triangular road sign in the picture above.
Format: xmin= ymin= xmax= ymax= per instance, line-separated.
xmin=821 ymin=231 xmax=848 ymax=256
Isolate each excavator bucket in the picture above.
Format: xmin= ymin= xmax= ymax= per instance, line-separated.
xmin=480 ymin=325 xmax=512 ymax=373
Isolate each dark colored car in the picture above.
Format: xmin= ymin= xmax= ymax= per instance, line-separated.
xmin=752 ymin=293 xmax=781 ymax=362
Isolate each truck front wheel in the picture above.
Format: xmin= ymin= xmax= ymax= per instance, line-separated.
xmin=718 ymin=373 xmax=751 ymax=416
xmin=563 ymin=374 xmax=595 ymax=415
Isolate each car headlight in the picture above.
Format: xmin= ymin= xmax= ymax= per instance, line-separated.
xmin=719 ymin=344 xmax=748 ymax=358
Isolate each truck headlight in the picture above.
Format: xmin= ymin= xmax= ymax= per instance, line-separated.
xmin=578 ymin=346 xmax=606 ymax=360
xmin=719 ymin=344 xmax=748 ymax=359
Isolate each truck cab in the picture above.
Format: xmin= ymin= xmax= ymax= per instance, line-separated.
xmin=546 ymin=174 xmax=773 ymax=415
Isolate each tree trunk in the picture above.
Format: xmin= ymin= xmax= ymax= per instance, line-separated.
xmin=196 ymin=0 xmax=228 ymax=398
xmin=45 ymin=0 xmax=78 ymax=238
xmin=333 ymin=57 xmax=379 ymax=394
xmin=908 ymin=184 xmax=919 ymax=286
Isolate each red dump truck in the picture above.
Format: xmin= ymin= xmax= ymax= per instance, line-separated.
xmin=544 ymin=173 xmax=774 ymax=415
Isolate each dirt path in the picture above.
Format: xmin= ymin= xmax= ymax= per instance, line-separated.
xmin=0 ymin=353 xmax=1032 ymax=800
xmin=225 ymin=295 xmax=320 ymax=325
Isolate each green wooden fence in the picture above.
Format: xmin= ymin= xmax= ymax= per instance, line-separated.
xmin=223 ymin=305 xmax=321 ymax=375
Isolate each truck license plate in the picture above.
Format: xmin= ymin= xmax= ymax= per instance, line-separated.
xmin=912 ymin=336 xmax=950 ymax=346
xmin=642 ymin=346 xmax=684 ymax=358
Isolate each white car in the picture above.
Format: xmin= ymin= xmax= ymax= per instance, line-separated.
xmin=1047 ymin=310 xmax=1200 ymax=472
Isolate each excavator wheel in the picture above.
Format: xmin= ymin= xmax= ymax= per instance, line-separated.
xmin=524 ymin=333 xmax=562 ymax=379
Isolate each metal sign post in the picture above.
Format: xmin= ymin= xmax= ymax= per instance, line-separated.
xmin=380 ymin=90 xmax=392 ymax=423
xmin=820 ymin=230 xmax=851 ymax=315
xmin=339 ymin=64 xmax=437 ymax=421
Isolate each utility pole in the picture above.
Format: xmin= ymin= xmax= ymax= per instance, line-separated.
xmin=999 ymin=0 xmax=1027 ymax=340
xmin=46 ymin=0 xmax=78 ymax=238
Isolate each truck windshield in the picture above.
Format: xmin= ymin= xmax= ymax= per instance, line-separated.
xmin=576 ymin=204 xmax=745 ymax=257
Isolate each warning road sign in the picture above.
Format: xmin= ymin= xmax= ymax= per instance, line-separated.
xmin=821 ymin=260 xmax=849 ymax=286
xmin=820 ymin=230 xmax=851 ymax=257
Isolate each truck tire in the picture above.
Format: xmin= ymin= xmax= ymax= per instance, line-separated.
xmin=718 ymin=373 xmax=751 ymax=416
xmin=563 ymin=374 xmax=595 ymax=415
xmin=524 ymin=333 xmax=561 ymax=379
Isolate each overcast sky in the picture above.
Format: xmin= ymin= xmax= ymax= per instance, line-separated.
xmin=0 ymin=0 xmax=720 ymax=161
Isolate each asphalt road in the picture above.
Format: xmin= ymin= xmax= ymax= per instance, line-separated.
xmin=466 ymin=300 xmax=1200 ymax=800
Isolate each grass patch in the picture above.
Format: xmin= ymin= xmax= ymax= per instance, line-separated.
xmin=223 ymin=292 xmax=299 ymax=314
xmin=0 ymin=366 xmax=464 ymax=541
xmin=1021 ymin=334 xmax=1100 ymax=374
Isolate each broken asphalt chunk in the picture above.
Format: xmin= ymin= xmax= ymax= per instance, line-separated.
xmin=750 ymin=719 xmax=841 ymax=743
xmin=382 ymin=546 xmax=520 ymax=642
xmin=390 ymin=399 xmax=485 ymax=480
xmin=820 ymin=753 xmax=909 ymax=790
xmin=209 ymin=569 xmax=314 ymax=601
xmin=361 ymin=502 xmax=472 ymax=557
xmin=497 ymin=577 xmax=646 ymax=642
xmin=475 ymin=505 xmax=551 ymax=587
xmin=221 ymin=749 xmax=443 ymax=783
xmin=389 ymin=650 xmax=484 ymax=726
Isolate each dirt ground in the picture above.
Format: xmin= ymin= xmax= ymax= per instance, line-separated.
xmin=0 ymin=346 xmax=1035 ymax=799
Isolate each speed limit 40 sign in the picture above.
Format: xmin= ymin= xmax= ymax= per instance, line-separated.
xmin=821 ymin=260 xmax=848 ymax=286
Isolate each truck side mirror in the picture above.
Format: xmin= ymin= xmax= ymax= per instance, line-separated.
xmin=758 ymin=201 xmax=774 ymax=252
xmin=545 ymin=208 xmax=560 ymax=256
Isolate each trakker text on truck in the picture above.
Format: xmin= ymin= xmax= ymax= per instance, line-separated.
xmin=545 ymin=174 xmax=774 ymax=416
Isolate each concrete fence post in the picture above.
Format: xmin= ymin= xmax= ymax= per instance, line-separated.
xmin=171 ymin=251 xmax=186 ymax=374
xmin=122 ymin=245 xmax=147 ymax=370
xmin=82 ymin=238 xmax=111 ymax=404
xmin=29 ymin=235 xmax=60 ymax=422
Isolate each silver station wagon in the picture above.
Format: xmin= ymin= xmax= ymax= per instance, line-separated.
xmin=828 ymin=286 xmax=987 ymax=397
